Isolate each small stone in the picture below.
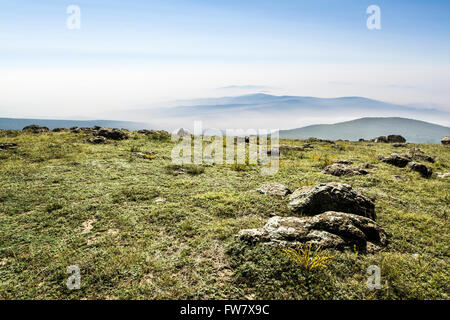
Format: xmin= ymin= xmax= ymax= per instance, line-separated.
xmin=258 ymin=183 xmax=291 ymax=197
xmin=436 ymin=172 xmax=450 ymax=179
xmin=323 ymin=163 xmax=368 ymax=176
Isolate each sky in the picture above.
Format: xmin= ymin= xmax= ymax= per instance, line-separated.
xmin=0 ymin=0 xmax=449 ymax=123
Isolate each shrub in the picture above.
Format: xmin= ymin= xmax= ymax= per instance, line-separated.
xmin=282 ymin=243 xmax=333 ymax=271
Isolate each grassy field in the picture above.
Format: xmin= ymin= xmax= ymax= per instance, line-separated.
xmin=0 ymin=130 xmax=449 ymax=299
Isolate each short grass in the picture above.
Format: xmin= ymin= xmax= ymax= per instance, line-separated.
xmin=0 ymin=131 xmax=449 ymax=299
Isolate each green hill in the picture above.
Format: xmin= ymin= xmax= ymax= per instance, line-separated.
xmin=279 ymin=117 xmax=450 ymax=143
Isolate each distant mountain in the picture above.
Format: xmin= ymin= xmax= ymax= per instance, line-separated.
xmin=109 ymin=93 xmax=450 ymax=130
xmin=0 ymin=118 xmax=149 ymax=131
xmin=279 ymin=117 xmax=450 ymax=143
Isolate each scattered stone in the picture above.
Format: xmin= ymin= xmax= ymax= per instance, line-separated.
xmin=441 ymin=136 xmax=450 ymax=145
xmin=402 ymin=148 xmax=435 ymax=163
xmin=392 ymin=175 xmax=409 ymax=182
xmin=323 ymin=163 xmax=368 ymax=176
xmin=154 ymin=197 xmax=166 ymax=203
xmin=378 ymin=153 xmax=411 ymax=167
xmin=94 ymin=128 xmax=129 ymax=140
xmin=0 ymin=143 xmax=18 ymax=150
xmin=288 ymin=182 xmax=375 ymax=220
xmin=436 ymin=172 xmax=450 ymax=179
xmin=87 ymin=136 xmax=107 ymax=144
xmin=258 ymin=183 xmax=291 ymax=197
xmin=333 ymin=159 xmax=353 ymax=165
xmin=22 ymin=124 xmax=49 ymax=133
xmin=238 ymin=212 xmax=388 ymax=252
xmin=133 ymin=151 xmax=156 ymax=160
xmin=408 ymin=161 xmax=432 ymax=178
xmin=393 ymin=143 xmax=407 ymax=148
xmin=52 ymin=128 xmax=68 ymax=132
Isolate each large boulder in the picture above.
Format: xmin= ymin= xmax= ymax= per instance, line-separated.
xmin=441 ymin=137 xmax=450 ymax=145
xmin=323 ymin=163 xmax=368 ymax=177
xmin=238 ymin=212 xmax=388 ymax=252
xmin=387 ymin=135 xmax=406 ymax=143
xmin=94 ymin=128 xmax=129 ymax=140
xmin=378 ymin=153 xmax=411 ymax=167
xmin=408 ymin=161 xmax=432 ymax=178
xmin=22 ymin=125 xmax=49 ymax=133
xmin=288 ymin=183 xmax=375 ymax=220
xmin=258 ymin=183 xmax=291 ymax=197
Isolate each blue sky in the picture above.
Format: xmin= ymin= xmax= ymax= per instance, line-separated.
xmin=0 ymin=0 xmax=449 ymax=119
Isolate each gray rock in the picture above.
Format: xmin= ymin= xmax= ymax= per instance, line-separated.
xmin=22 ymin=125 xmax=49 ymax=133
xmin=87 ymin=136 xmax=107 ymax=144
xmin=372 ymin=135 xmax=406 ymax=143
xmin=323 ymin=163 xmax=368 ymax=176
xmin=408 ymin=161 xmax=432 ymax=178
xmin=94 ymin=128 xmax=129 ymax=140
xmin=288 ymin=182 xmax=375 ymax=220
xmin=333 ymin=159 xmax=353 ymax=165
xmin=402 ymin=148 xmax=435 ymax=163
xmin=441 ymin=136 xmax=450 ymax=145
xmin=436 ymin=172 xmax=450 ymax=179
xmin=258 ymin=183 xmax=291 ymax=197
xmin=392 ymin=143 xmax=407 ymax=148
xmin=378 ymin=153 xmax=411 ymax=167
xmin=392 ymin=175 xmax=409 ymax=182
xmin=238 ymin=212 xmax=388 ymax=252
xmin=52 ymin=128 xmax=68 ymax=132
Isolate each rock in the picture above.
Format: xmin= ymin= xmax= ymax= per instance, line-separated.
xmin=305 ymin=137 xmax=335 ymax=144
xmin=392 ymin=175 xmax=409 ymax=182
xmin=238 ymin=212 xmax=388 ymax=252
xmin=402 ymin=148 xmax=435 ymax=163
xmin=333 ymin=159 xmax=353 ymax=165
xmin=358 ymin=138 xmax=366 ymax=142
xmin=393 ymin=143 xmax=407 ymax=148
xmin=441 ymin=137 xmax=450 ymax=145
xmin=387 ymin=135 xmax=406 ymax=143
xmin=22 ymin=125 xmax=49 ymax=133
xmin=258 ymin=183 xmax=291 ymax=197
xmin=362 ymin=163 xmax=376 ymax=169
xmin=133 ymin=151 xmax=156 ymax=160
xmin=94 ymin=128 xmax=129 ymax=140
xmin=176 ymin=128 xmax=191 ymax=137
xmin=52 ymin=128 xmax=68 ymax=132
xmin=288 ymin=182 xmax=375 ymax=220
xmin=323 ymin=163 xmax=368 ymax=176
xmin=0 ymin=143 xmax=18 ymax=150
xmin=372 ymin=135 xmax=406 ymax=143
xmin=70 ymin=126 xmax=81 ymax=133
xmin=436 ymin=172 xmax=450 ymax=179
xmin=378 ymin=153 xmax=411 ymax=167
xmin=87 ymin=136 xmax=107 ymax=144
xmin=408 ymin=161 xmax=432 ymax=178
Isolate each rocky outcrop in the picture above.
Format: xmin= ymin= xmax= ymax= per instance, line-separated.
xmin=22 ymin=125 xmax=49 ymax=133
xmin=87 ymin=136 xmax=107 ymax=144
xmin=408 ymin=161 xmax=432 ymax=178
xmin=258 ymin=183 xmax=291 ymax=197
xmin=441 ymin=137 xmax=450 ymax=145
xmin=238 ymin=212 xmax=388 ymax=252
xmin=94 ymin=128 xmax=129 ymax=140
xmin=402 ymin=148 xmax=435 ymax=163
xmin=323 ymin=163 xmax=369 ymax=177
xmin=372 ymin=135 xmax=406 ymax=143
xmin=288 ymin=183 xmax=375 ymax=220
xmin=378 ymin=153 xmax=411 ymax=167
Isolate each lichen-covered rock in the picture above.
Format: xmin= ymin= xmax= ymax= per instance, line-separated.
xmin=323 ymin=163 xmax=368 ymax=176
xmin=378 ymin=153 xmax=411 ymax=167
xmin=441 ymin=136 xmax=450 ymax=145
xmin=22 ymin=125 xmax=49 ymax=133
xmin=238 ymin=212 xmax=388 ymax=252
xmin=402 ymin=148 xmax=435 ymax=163
xmin=94 ymin=128 xmax=129 ymax=140
xmin=288 ymin=182 xmax=375 ymax=220
xmin=408 ymin=161 xmax=432 ymax=178
xmin=258 ymin=183 xmax=291 ymax=197
xmin=87 ymin=136 xmax=107 ymax=144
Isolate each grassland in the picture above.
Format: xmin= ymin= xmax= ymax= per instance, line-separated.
xmin=0 ymin=130 xmax=449 ymax=299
